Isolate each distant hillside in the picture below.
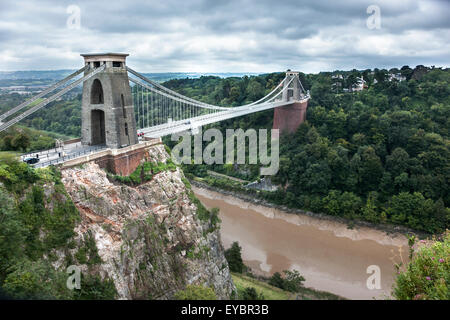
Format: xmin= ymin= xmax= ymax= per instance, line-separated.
xmin=0 ymin=70 xmax=259 ymax=83
xmin=0 ymin=70 xmax=75 ymax=81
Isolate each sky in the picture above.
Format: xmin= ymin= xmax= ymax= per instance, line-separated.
xmin=0 ymin=0 xmax=449 ymax=73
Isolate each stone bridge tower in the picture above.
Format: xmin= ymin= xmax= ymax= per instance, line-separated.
xmin=81 ymin=53 xmax=138 ymax=149
xmin=272 ymin=71 xmax=309 ymax=134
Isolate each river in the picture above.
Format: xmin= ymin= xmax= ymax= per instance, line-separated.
xmin=193 ymin=186 xmax=409 ymax=300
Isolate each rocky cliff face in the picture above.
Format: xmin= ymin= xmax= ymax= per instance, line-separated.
xmin=59 ymin=144 xmax=235 ymax=299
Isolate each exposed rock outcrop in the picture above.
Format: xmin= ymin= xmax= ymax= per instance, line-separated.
xmin=60 ymin=144 xmax=235 ymax=299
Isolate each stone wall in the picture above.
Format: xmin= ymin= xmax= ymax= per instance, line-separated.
xmin=272 ymin=100 xmax=308 ymax=134
xmin=93 ymin=146 xmax=146 ymax=176
xmin=61 ymin=139 xmax=162 ymax=176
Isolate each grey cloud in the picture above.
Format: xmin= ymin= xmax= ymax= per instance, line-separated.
xmin=0 ymin=0 xmax=448 ymax=72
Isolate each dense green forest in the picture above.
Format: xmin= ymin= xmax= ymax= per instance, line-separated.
xmin=0 ymin=65 xmax=448 ymax=234
xmin=0 ymin=93 xmax=81 ymax=140
xmin=0 ymin=156 xmax=116 ymax=299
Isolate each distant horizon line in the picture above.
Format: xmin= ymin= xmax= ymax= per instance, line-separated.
xmin=0 ymin=64 xmax=448 ymax=75
xmin=0 ymin=70 xmax=262 ymax=74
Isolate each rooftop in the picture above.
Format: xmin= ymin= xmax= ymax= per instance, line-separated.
xmin=80 ymin=53 xmax=129 ymax=57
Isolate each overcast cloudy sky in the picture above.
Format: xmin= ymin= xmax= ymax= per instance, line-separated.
xmin=0 ymin=0 xmax=449 ymax=73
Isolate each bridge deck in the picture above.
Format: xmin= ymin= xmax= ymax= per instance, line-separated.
xmin=22 ymin=137 xmax=158 ymax=169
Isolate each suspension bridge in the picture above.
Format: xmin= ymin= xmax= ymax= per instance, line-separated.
xmin=0 ymin=53 xmax=309 ymax=172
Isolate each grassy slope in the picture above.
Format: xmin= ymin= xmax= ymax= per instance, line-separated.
xmin=231 ymin=273 xmax=346 ymax=300
xmin=16 ymin=124 xmax=74 ymax=140
xmin=0 ymin=151 xmax=20 ymax=157
xmin=232 ymin=273 xmax=290 ymax=300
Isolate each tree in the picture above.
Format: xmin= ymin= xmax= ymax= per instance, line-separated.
xmin=31 ymin=118 xmax=44 ymax=130
xmin=229 ymin=86 xmax=241 ymax=103
xmin=225 ymin=241 xmax=245 ymax=273
xmin=374 ymin=68 xmax=388 ymax=83
xmin=339 ymin=191 xmax=362 ymax=219
xmin=11 ymin=132 xmax=30 ymax=151
xmin=268 ymin=272 xmax=285 ymax=289
xmin=400 ymin=65 xmax=413 ymax=80
xmin=302 ymin=162 xmax=332 ymax=195
xmin=386 ymin=148 xmax=410 ymax=174
xmin=386 ymin=192 xmax=438 ymax=231
xmin=246 ymin=80 xmax=264 ymax=101
xmin=356 ymin=147 xmax=384 ymax=193
xmin=268 ymin=270 xmax=305 ymax=292
xmin=1 ymin=135 xmax=14 ymax=150
xmin=73 ymin=274 xmax=117 ymax=300
xmin=282 ymin=270 xmax=305 ymax=292
xmin=2 ymin=259 xmax=72 ymax=299
xmin=326 ymin=109 xmax=347 ymax=139
xmin=346 ymin=73 xmax=358 ymax=91
xmin=351 ymin=133 xmax=367 ymax=149
xmin=361 ymin=192 xmax=385 ymax=223
xmin=0 ymin=189 xmax=26 ymax=280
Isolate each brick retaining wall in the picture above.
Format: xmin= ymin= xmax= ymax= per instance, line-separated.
xmin=61 ymin=138 xmax=162 ymax=176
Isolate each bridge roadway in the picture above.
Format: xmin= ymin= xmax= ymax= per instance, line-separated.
xmin=138 ymin=97 xmax=309 ymax=138
xmin=22 ymin=141 xmax=108 ymax=168
xmin=21 ymin=136 xmax=154 ymax=169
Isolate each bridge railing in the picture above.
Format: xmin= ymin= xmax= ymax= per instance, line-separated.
xmin=32 ymin=144 xmax=107 ymax=168
xmin=21 ymin=147 xmax=62 ymax=159
xmin=21 ymin=141 xmax=83 ymax=161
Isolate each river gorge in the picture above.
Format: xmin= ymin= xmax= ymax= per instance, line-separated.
xmin=193 ymin=186 xmax=410 ymax=300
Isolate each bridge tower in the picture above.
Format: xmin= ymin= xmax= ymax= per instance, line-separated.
xmin=80 ymin=53 xmax=138 ymax=149
xmin=272 ymin=71 xmax=309 ymax=134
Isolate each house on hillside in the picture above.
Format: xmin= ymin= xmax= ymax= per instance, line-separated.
xmin=388 ymin=73 xmax=406 ymax=82
xmin=352 ymin=77 xmax=367 ymax=92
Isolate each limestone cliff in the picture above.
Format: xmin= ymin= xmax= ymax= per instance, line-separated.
xmin=59 ymin=144 xmax=235 ymax=299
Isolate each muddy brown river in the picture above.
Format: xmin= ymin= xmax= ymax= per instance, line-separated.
xmin=193 ymin=187 xmax=409 ymax=300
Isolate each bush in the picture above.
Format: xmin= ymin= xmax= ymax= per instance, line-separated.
xmin=282 ymin=270 xmax=305 ymax=292
xmin=269 ymin=269 xmax=305 ymax=292
xmin=73 ymin=274 xmax=117 ymax=300
xmin=109 ymin=160 xmax=177 ymax=186
xmin=0 ymin=157 xmax=38 ymax=193
xmin=268 ymin=272 xmax=284 ymax=289
xmin=392 ymin=231 xmax=449 ymax=300
xmin=2 ymin=259 xmax=72 ymax=299
xmin=174 ymin=284 xmax=217 ymax=300
xmin=209 ymin=207 xmax=221 ymax=231
xmin=241 ymin=287 xmax=265 ymax=300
